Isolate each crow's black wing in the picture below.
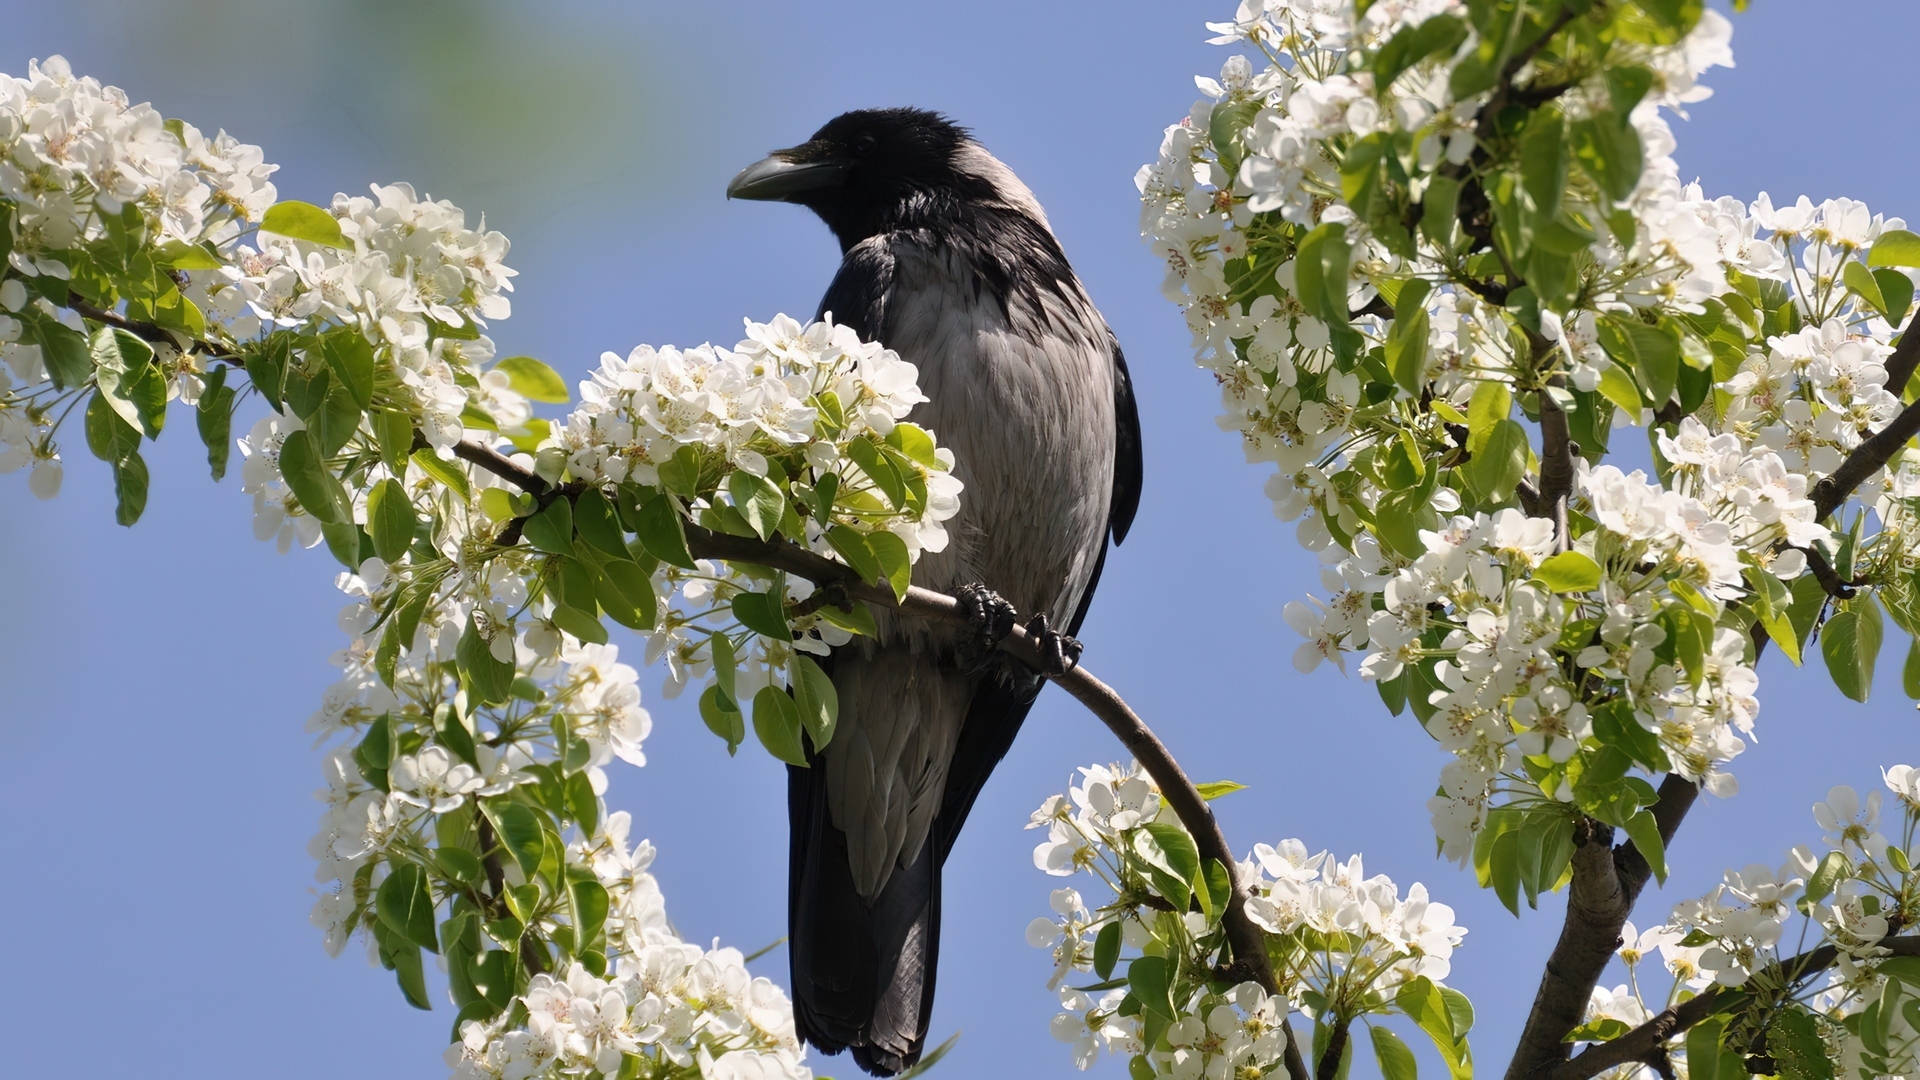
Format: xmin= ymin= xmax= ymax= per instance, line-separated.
xmin=1109 ymin=332 xmax=1143 ymax=545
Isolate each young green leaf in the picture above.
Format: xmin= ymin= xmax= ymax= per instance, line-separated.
xmin=1532 ymin=550 xmax=1601 ymax=593
xmin=366 ymin=479 xmax=418 ymax=563
xmin=752 ymin=686 xmax=809 ymax=767
xmin=1371 ymin=1026 xmax=1419 ymax=1080
xmin=493 ymin=356 xmax=571 ymax=403
xmin=376 ymin=861 xmax=441 ymax=954
xmin=260 ymin=199 xmax=348 ymax=247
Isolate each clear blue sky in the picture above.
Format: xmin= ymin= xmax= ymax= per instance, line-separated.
xmin=1 ymin=2 xmax=1915 ymax=1077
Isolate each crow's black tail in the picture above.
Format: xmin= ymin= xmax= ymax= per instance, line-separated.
xmin=789 ymin=759 xmax=942 ymax=1077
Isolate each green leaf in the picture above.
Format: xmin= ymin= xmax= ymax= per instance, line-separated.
xmin=732 ymin=590 xmax=792 ymax=641
xmin=885 ymin=422 xmax=942 ymax=470
xmin=196 ymin=371 xmax=235 ymax=481
xmin=1598 ymin=315 xmax=1679 ymax=406
xmin=845 ymin=438 xmax=906 ymax=509
xmin=91 ymin=326 xmax=167 ymax=438
xmin=569 ymin=878 xmax=609 ymax=951
xmin=493 ymin=356 xmax=570 ymax=403
xmin=112 ymin=449 xmax=150 ymax=526
xmin=866 ymin=530 xmax=912 ymax=601
xmin=633 ymin=493 xmax=697 ymax=570
xmin=1092 ymin=921 xmax=1121 ymax=981
xmin=457 ymin=616 xmax=515 ymax=706
xmin=728 ymin=470 xmax=786 ymax=541
xmin=382 ymin=929 xmax=432 ymax=1010
xmin=1133 ymin=824 xmax=1197 ymax=911
xmin=1465 ymin=419 xmax=1528 ymax=501
xmin=1395 ymin=977 xmax=1472 ymax=1080
xmin=1533 ymin=550 xmax=1600 ymax=593
xmin=1421 ymin=174 xmax=1461 ymax=246
xmin=790 ymin=653 xmax=839 ymax=751
xmin=752 ymin=685 xmax=808 ymax=766
xmin=1622 ymin=810 xmax=1667 ymax=884
xmin=699 ymin=684 xmax=746 ymax=754
xmin=410 ymin=448 xmax=472 ymax=501
xmin=1870 ymin=229 xmax=1920 ymax=268
xmin=1519 ymin=111 xmax=1568 ymax=222
xmin=1195 ymin=780 xmax=1247 ymax=800
xmin=1885 ymin=268 xmax=1920 ymax=326
xmin=484 ymin=801 xmax=546 ymax=878
xmin=1294 ymin=222 xmax=1353 ymax=327
xmin=309 ymin=379 xmax=365 ymax=457
xmin=1804 ymin=849 xmax=1851 ymax=905
xmin=1373 ymin=13 xmax=1469 ymax=90
xmin=1844 ymin=260 xmax=1891 ymax=320
xmin=367 ymin=479 xmax=418 ymax=563
xmin=523 ymin=498 xmax=575 ymax=555
xmin=278 ymin=429 xmax=351 ymax=524
xmin=377 ymin=861 xmax=441 ymax=953
xmin=24 ymin=310 xmax=92 ymax=390
xmin=826 ymin=525 xmax=882 ymax=583
xmin=1904 ymin=639 xmax=1920 ymax=700
xmin=84 ymin=390 xmax=140 ymax=464
xmin=373 ymin=409 xmax=414 ymax=476
xmin=1686 ymin=1016 xmax=1731 ymax=1080
xmin=592 ymin=554 xmax=657 ymax=631
xmin=1466 ymin=380 xmax=1511 ymax=457
xmin=323 ymin=331 xmax=375 ymax=410
xmin=571 ymin=487 xmax=628 ymax=557
xmin=1371 ymin=1026 xmax=1419 ymax=1080
xmin=1766 ymin=1008 xmax=1835 ymax=1080
xmin=260 ymin=200 xmax=347 ymax=247
xmin=1126 ymin=956 xmax=1175 ymax=1021
xmin=1386 ymin=279 xmax=1432 ymax=396
xmin=1570 ymin=114 xmax=1643 ymax=203
xmin=1821 ymin=596 xmax=1883 ymax=703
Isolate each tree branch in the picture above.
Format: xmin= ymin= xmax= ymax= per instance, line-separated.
xmin=1506 ymin=777 xmax=1699 ymax=1079
xmin=1536 ymin=384 xmax=1575 ymax=550
xmin=1546 ymin=935 xmax=1920 ymax=1080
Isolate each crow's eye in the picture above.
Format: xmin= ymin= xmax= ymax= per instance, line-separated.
xmin=852 ymin=132 xmax=879 ymax=157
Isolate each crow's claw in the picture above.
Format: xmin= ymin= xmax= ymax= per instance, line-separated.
xmin=955 ymin=583 xmax=1018 ymax=663
xmin=1024 ymin=612 xmax=1082 ymax=677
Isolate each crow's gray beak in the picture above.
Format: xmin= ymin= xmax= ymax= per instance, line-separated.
xmin=726 ymin=153 xmax=849 ymax=201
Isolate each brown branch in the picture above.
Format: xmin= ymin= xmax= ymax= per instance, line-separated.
xmin=1546 ymin=935 xmax=1920 ymax=1080
xmin=1536 ymin=385 xmax=1575 ymax=550
xmin=1884 ymin=314 xmax=1920 ymax=399
xmin=65 ymin=292 xmax=243 ymax=363
xmin=1803 ymin=546 xmax=1859 ymax=600
xmin=1506 ymin=777 xmax=1700 ymax=1079
xmin=1317 ymin=1016 xmax=1351 ymax=1080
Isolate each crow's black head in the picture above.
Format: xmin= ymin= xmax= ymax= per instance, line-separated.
xmin=728 ymin=108 xmax=1002 ymax=248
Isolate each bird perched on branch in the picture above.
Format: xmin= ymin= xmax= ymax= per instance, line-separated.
xmin=727 ymin=108 xmax=1141 ymax=1076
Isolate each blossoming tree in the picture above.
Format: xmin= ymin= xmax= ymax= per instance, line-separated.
xmin=4 ymin=1 xmax=1920 ymax=1078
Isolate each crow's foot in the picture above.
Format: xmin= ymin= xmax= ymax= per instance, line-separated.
xmin=1023 ymin=612 xmax=1082 ymax=677
xmin=955 ymin=583 xmax=1018 ymax=666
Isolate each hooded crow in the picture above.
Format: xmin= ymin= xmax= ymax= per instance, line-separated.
xmin=728 ymin=108 xmax=1142 ymax=1076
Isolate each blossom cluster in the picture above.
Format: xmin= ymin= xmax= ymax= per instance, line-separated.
xmin=1151 ymin=0 xmax=1920 ymax=891
xmin=0 ymin=54 xmax=276 ymax=493
xmin=1027 ymin=762 xmax=1469 ymax=1075
xmin=1569 ymin=765 xmax=1920 ymax=1080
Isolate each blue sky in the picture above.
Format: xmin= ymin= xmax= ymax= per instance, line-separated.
xmin=1 ymin=2 xmax=1916 ymax=1077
